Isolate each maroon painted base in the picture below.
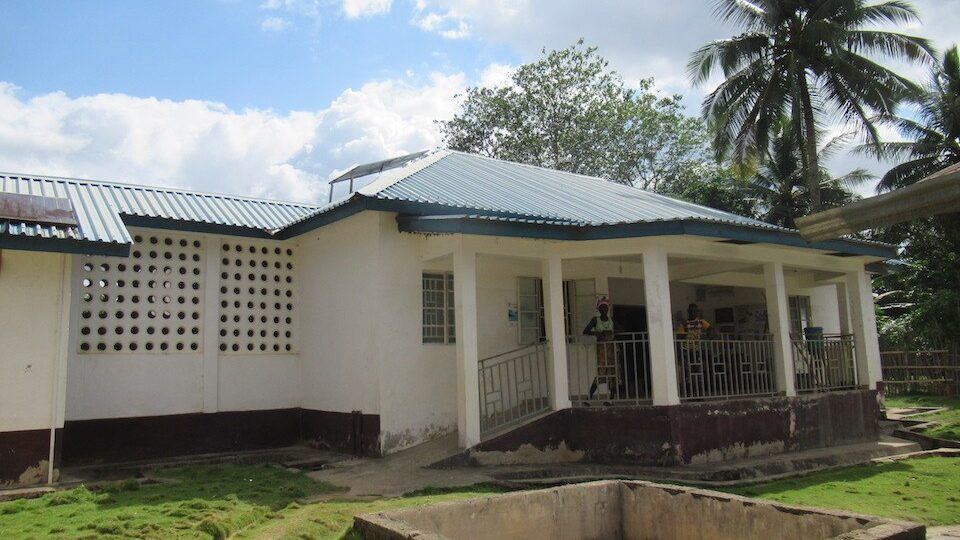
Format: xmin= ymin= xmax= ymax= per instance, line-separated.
xmin=58 ymin=408 xmax=380 ymax=467
xmin=472 ymin=390 xmax=880 ymax=466
xmin=0 ymin=428 xmax=61 ymax=484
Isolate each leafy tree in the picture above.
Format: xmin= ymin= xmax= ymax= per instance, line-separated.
xmin=749 ymin=117 xmax=869 ymax=228
xmin=869 ymin=46 xmax=960 ymax=348
xmin=874 ymin=216 xmax=960 ymax=348
xmin=689 ymin=0 xmax=933 ymax=210
xmin=440 ymin=40 xmax=714 ymax=191
xmin=863 ymin=45 xmax=960 ymax=191
xmin=660 ymin=164 xmax=759 ymax=218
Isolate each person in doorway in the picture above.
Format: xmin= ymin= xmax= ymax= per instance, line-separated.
xmin=677 ymin=303 xmax=712 ymax=340
xmin=583 ymin=296 xmax=616 ymax=404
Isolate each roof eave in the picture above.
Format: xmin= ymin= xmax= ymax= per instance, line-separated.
xmin=395 ymin=215 xmax=897 ymax=259
xmin=0 ymin=233 xmax=130 ymax=257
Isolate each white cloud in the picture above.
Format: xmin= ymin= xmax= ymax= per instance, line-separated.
xmin=478 ymin=62 xmax=515 ymax=88
xmin=259 ymin=16 xmax=291 ymax=32
xmin=0 ymin=71 xmax=467 ymax=203
xmin=412 ymin=7 xmax=470 ymax=39
xmin=342 ymin=0 xmax=392 ymax=19
xmin=290 ymin=72 xmax=465 ymax=181
xmin=258 ymin=0 xmax=322 ymax=29
xmin=410 ymin=0 xmax=960 ymax=109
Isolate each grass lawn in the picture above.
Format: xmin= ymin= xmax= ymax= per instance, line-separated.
xmin=725 ymin=456 xmax=960 ymax=526
xmin=2 ymin=456 xmax=958 ymax=538
xmin=885 ymin=394 xmax=960 ymax=441
xmin=0 ymin=465 xmax=505 ymax=540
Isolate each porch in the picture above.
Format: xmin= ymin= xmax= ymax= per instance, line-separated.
xmin=428 ymin=235 xmax=884 ymax=448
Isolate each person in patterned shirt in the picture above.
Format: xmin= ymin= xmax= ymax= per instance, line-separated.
xmin=677 ymin=303 xmax=712 ymax=340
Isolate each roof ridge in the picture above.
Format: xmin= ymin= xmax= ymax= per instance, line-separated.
xmin=0 ymin=171 xmax=322 ymax=209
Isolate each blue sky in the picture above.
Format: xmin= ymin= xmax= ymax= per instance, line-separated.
xmin=0 ymin=1 xmax=957 ymax=203
xmin=0 ymin=1 xmax=515 ymax=111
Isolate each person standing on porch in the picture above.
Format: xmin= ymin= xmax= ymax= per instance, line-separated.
xmin=583 ymin=296 xmax=616 ymax=403
xmin=677 ymin=303 xmax=712 ymax=340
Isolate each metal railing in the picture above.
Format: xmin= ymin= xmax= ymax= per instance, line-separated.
xmin=567 ymin=333 xmax=652 ymax=406
xmin=478 ymin=342 xmax=551 ymax=436
xmin=676 ymin=335 xmax=776 ymax=401
xmin=792 ymin=334 xmax=857 ymax=392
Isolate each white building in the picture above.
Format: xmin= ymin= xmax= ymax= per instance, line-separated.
xmin=0 ymin=150 xmax=891 ymax=485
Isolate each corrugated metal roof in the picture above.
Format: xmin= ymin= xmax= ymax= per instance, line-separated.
xmin=371 ymin=151 xmax=779 ymax=229
xmin=0 ymin=173 xmax=321 ymax=250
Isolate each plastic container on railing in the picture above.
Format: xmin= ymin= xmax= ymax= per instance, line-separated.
xmin=804 ymin=326 xmax=824 ymax=356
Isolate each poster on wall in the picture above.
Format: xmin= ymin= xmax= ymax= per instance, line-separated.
xmin=507 ymin=302 xmax=518 ymax=327
xmin=734 ymin=304 xmax=769 ymax=335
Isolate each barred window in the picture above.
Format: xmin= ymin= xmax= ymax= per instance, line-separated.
xmin=517 ymin=276 xmax=545 ymax=345
xmin=423 ymin=272 xmax=455 ymax=344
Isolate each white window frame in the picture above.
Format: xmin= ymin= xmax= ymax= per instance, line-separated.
xmin=788 ymin=295 xmax=813 ymax=337
xmin=563 ymin=278 xmax=597 ymax=342
xmin=517 ymin=276 xmax=545 ymax=345
xmin=422 ymin=271 xmax=455 ymax=344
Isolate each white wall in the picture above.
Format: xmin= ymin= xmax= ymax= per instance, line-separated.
xmin=65 ymin=228 xmax=302 ymax=421
xmin=373 ymin=214 xmax=458 ymax=453
xmin=798 ymin=284 xmax=843 ymax=335
xmin=0 ymin=250 xmax=70 ymax=433
xmin=298 ymin=213 xmax=381 ymax=416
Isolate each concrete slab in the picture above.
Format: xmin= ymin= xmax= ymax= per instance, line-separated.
xmin=308 ymin=433 xmax=492 ymax=498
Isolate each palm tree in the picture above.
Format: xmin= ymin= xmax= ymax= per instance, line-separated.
xmin=864 ymin=45 xmax=960 ymax=191
xmin=689 ymin=0 xmax=933 ymax=209
xmin=751 ymin=117 xmax=870 ymax=228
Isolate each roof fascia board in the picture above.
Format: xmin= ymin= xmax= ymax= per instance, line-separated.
xmin=395 ymin=215 xmax=897 ymax=259
xmin=275 ymin=197 xmax=369 ymax=239
xmin=120 ymin=214 xmax=276 ymax=239
xmin=0 ymin=233 xmax=130 ymax=257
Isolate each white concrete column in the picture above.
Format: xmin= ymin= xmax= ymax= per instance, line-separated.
xmin=642 ymin=247 xmax=679 ymax=406
xmin=836 ymin=282 xmax=852 ymax=336
xmin=201 ymin=237 xmax=221 ymax=413
xmin=846 ymin=268 xmax=882 ymax=389
xmin=542 ymin=255 xmax=571 ymax=410
xmin=763 ymin=262 xmax=797 ymax=396
xmin=453 ymin=244 xmax=481 ymax=448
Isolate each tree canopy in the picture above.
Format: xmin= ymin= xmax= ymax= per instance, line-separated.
xmin=689 ymin=0 xmax=933 ymax=209
xmin=440 ymin=41 xmax=713 ymax=192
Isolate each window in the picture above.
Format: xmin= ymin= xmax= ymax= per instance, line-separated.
xmin=788 ymin=295 xmax=813 ymax=337
xmin=423 ymin=272 xmax=455 ymax=344
xmin=563 ymin=279 xmax=596 ymax=341
xmin=517 ymin=277 xmax=545 ymax=345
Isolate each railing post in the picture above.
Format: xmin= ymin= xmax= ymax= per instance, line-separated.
xmin=543 ymin=255 xmax=571 ymax=410
xmin=642 ymin=247 xmax=680 ymax=406
xmin=846 ymin=268 xmax=882 ymax=390
xmin=763 ymin=262 xmax=797 ymax=397
xmin=454 ymin=244 xmax=481 ymax=448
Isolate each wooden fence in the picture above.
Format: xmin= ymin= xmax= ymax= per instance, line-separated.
xmin=880 ymin=349 xmax=960 ymax=396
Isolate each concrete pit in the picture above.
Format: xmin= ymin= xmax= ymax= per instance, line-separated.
xmin=353 ymin=480 xmax=924 ymax=540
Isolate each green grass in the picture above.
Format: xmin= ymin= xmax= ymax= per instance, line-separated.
xmin=725 ymin=456 xmax=960 ymax=525
xmin=885 ymin=394 xmax=960 ymax=441
xmin=0 ymin=464 xmax=505 ymax=540
xmin=3 ymin=456 xmax=958 ymax=538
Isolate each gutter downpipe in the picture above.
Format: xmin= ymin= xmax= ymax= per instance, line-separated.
xmin=47 ymin=254 xmax=69 ymax=484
